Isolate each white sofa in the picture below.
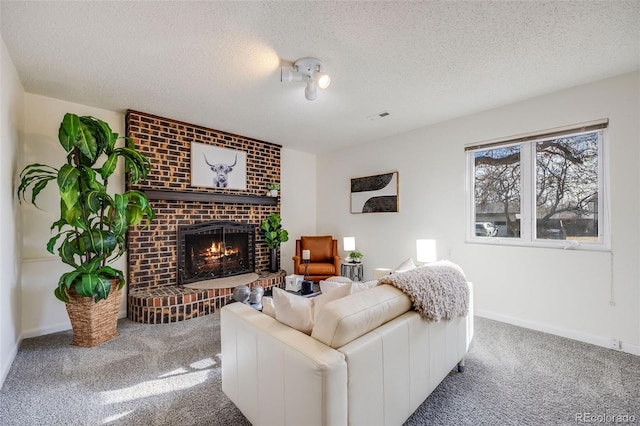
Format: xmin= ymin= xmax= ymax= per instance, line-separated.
xmin=221 ymin=282 xmax=474 ymax=426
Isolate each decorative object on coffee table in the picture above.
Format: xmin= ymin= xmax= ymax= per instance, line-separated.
xmin=300 ymin=280 xmax=314 ymax=295
xmin=285 ymin=274 xmax=303 ymax=292
xmin=17 ymin=113 xmax=155 ymax=347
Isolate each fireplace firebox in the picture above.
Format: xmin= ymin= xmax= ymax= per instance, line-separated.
xmin=177 ymin=221 xmax=255 ymax=285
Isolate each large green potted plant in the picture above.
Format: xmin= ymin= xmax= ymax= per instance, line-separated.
xmin=260 ymin=212 xmax=289 ymax=272
xmin=17 ymin=113 xmax=154 ymax=347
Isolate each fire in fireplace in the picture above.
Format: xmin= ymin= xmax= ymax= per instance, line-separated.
xmin=177 ymin=221 xmax=255 ymax=285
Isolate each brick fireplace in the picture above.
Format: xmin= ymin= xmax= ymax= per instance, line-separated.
xmin=125 ymin=111 xmax=285 ymax=324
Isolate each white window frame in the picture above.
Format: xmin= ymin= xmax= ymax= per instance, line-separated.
xmin=465 ymin=121 xmax=610 ymax=251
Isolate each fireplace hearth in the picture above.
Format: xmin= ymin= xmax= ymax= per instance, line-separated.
xmin=178 ymin=221 xmax=255 ymax=285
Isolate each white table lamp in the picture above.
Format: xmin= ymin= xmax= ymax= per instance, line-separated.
xmin=343 ymin=237 xmax=356 ymax=262
xmin=343 ymin=237 xmax=355 ymax=252
xmin=416 ymin=239 xmax=437 ymax=264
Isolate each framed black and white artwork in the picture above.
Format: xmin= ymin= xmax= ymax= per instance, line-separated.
xmin=191 ymin=142 xmax=247 ymax=190
xmin=350 ymin=171 xmax=399 ymax=213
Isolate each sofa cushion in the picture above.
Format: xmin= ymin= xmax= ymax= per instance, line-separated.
xmin=262 ymin=296 xmax=276 ymax=318
xmin=319 ymin=277 xmax=352 ymax=293
xmin=394 ymin=258 xmax=416 ymax=272
xmin=320 ymin=277 xmax=375 ymax=294
xmin=325 ymin=275 xmax=353 ymax=283
xmin=311 ymin=284 xmax=412 ymax=349
xmin=305 ymin=262 xmax=336 ymax=275
xmin=313 ymin=283 xmax=353 ymax=323
xmin=351 ymin=280 xmax=378 ymax=293
xmin=272 ymin=288 xmax=314 ymax=334
xmin=372 ymin=268 xmax=393 ymax=280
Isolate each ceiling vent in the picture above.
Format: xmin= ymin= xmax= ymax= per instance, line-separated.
xmin=367 ymin=111 xmax=391 ymax=121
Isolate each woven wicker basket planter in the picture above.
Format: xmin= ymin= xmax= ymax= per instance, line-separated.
xmin=65 ymin=282 xmax=122 ymax=347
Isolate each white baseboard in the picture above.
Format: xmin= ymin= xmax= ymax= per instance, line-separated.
xmin=21 ymin=309 xmax=128 ymax=339
xmin=22 ymin=321 xmax=70 ymax=339
xmin=0 ymin=334 xmax=21 ymax=390
xmin=475 ymin=309 xmax=640 ymax=357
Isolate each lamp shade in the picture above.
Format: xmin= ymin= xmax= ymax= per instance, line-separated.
xmin=343 ymin=237 xmax=356 ymax=251
xmin=416 ymin=239 xmax=437 ymax=263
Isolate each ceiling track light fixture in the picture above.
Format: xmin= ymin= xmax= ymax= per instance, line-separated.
xmin=281 ymin=57 xmax=331 ymax=101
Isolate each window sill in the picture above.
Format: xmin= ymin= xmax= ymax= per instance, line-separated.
xmin=465 ymin=237 xmax=610 ymax=252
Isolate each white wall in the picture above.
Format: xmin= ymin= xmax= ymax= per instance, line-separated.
xmin=0 ymin=38 xmax=24 ymax=388
xmin=20 ymin=94 xmax=127 ymax=338
xmin=280 ymin=148 xmax=317 ymax=273
xmin=316 ymin=71 xmax=640 ymax=355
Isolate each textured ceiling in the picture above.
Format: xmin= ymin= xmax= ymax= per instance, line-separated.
xmin=1 ymin=1 xmax=639 ymax=153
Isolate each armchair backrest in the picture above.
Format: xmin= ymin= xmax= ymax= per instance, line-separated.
xmin=298 ymin=236 xmax=337 ymax=262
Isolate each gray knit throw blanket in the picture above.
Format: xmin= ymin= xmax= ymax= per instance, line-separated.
xmin=379 ymin=260 xmax=469 ymax=321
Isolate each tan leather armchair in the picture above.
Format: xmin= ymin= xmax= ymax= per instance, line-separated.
xmin=292 ymin=236 xmax=340 ymax=282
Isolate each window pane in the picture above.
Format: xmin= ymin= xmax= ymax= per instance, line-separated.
xmin=535 ymin=132 xmax=599 ymax=241
xmin=474 ymin=146 xmax=521 ymax=238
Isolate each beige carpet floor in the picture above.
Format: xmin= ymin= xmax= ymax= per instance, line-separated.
xmin=1 ymin=316 xmax=638 ymax=425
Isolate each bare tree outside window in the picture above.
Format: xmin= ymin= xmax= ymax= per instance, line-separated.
xmin=535 ymin=133 xmax=599 ymax=241
xmin=470 ymin=130 xmax=602 ymax=245
xmin=474 ymin=146 xmax=521 ymax=237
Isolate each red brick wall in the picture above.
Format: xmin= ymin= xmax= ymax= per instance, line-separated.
xmin=126 ymin=110 xmax=281 ymax=290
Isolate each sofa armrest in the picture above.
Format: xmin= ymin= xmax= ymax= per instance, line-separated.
xmin=221 ymin=302 xmax=348 ymax=426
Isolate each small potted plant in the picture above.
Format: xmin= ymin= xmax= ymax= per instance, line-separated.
xmin=348 ymin=250 xmax=363 ymax=263
xmin=267 ymin=182 xmax=280 ymax=197
xmin=260 ymin=212 xmax=289 ymax=272
xmin=17 ymin=113 xmax=155 ymax=347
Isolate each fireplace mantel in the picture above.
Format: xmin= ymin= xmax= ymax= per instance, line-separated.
xmin=145 ymin=189 xmax=278 ymax=205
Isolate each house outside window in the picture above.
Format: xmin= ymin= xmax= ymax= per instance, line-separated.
xmin=466 ymin=120 xmax=609 ymax=250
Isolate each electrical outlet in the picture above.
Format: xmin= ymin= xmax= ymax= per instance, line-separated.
xmin=609 ymin=339 xmax=621 ymax=350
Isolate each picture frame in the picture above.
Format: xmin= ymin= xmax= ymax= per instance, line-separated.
xmin=190 ymin=142 xmax=247 ymax=190
xmin=350 ymin=171 xmax=399 ymax=213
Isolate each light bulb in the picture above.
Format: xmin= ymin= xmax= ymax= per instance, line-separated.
xmin=316 ymin=72 xmax=331 ymax=89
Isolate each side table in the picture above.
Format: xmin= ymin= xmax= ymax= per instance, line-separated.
xmin=340 ymin=262 xmax=363 ymax=281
